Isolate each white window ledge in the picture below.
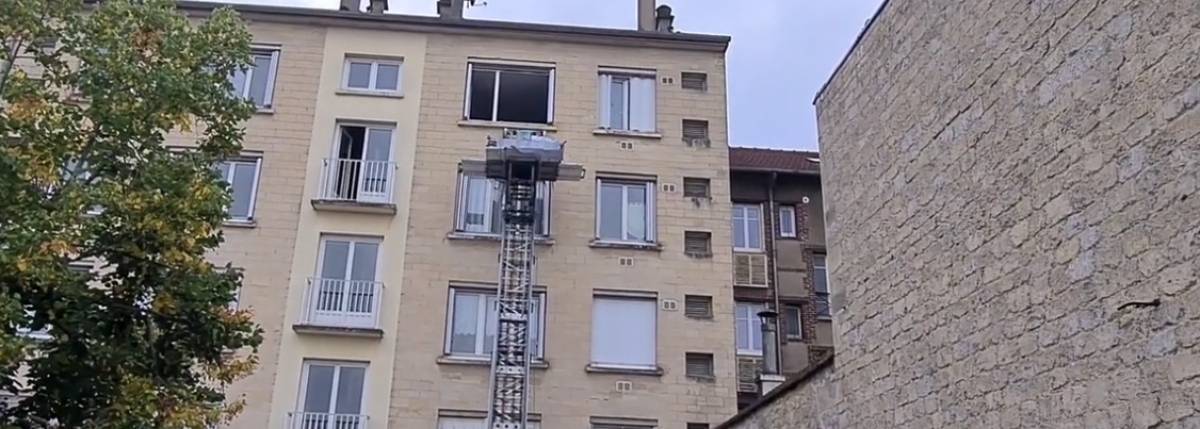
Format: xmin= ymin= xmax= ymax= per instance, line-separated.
xmin=585 ymin=363 xmax=663 ymax=376
xmin=592 ymin=129 xmax=663 ymax=139
xmin=335 ymin=89 xmax=405 ymax=99
xmin=437 ymin=355 xmax=549 ymax=369
xmin=456 ymin=119 xmax=557 ymax=132
xmin=224 ymin=219 xmax=258 ymax=229
xmin=588 ymin=239 xmax=663 ymax=251
xmin=447 ymin=232 xmax=555 ymax=245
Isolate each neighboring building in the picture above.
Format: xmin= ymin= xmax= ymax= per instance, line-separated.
xmin=725 ymin=147 xmax=831 ymax=410
xmin=715 ymin=0 xmax=1200 ymax=428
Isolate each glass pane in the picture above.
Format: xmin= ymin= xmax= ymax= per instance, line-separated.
xmin=482 ymin=295 xmax=498 ymax=355
xmin=467 ymin=69 xmax=496 ymax=121
xmin=608 ymin=78 xmax=627 ymax=129
xmin=735 ymin=319 xmax=749 ymax=349
xmin=463 ymin=177 xmax=490 ymax=233
xmin=530 ymin=297 xmax=541 ymax=355
xmin=449 ymin=293 xmax=480 ymax=354
xmin=732 ymin=217 xmax=746 ymax=248
xmin=488 ymin=181 xmax=503 ymax=234
xmin=247 ymin=54 xmax=273 ymax=106
xmin=625 ymin=185 xmax=646 ymax=241
xmin=364 ymin=129 xmax=392 ymax=161
xmin=598 ymin=183 xmax=623 ymax=240
xmin=785 ymin=308 xmax=801 ymax=336
xmin=320 ymin=241 xmax=350 ymax=280
xmin=814 ymin=267 xmax=828 ymax=293
xmin=303 ymin=365 xmax=335 ymax=412
xmin=746 ymin=218 xmax=762 ymax=249
xmin=216 ymin=162 xmax=231 ymax=184
xmin=333 ymin=366 xmax=365 ymax=414
xmin=346 ymin=62 xmax=372 ymax=88
xmin=348 ymin=242 xmax=377 ymax=282
xmin=375 ymin=64 xmax=400 ymax=91
xmin=228 ymin=70 xmax=247 ymax=97
xmin=230 ymin=163 xmax=256 ymax=219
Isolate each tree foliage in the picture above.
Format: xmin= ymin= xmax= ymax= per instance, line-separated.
xmin=0 ymin=0 xmax=264 ymax=428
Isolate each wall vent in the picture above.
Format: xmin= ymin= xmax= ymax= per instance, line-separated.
xmin=618 ymin=257 xmax=635 ymax=267
xmin=662 ymin=183 xmax=677 ymax=193
xmin=661 ymin=299 xmax=679 ymax=311
xmin=619 ymin=141 xmax=635 ymax=150
xmin=615 ymin=380 xmax=634 ymax=392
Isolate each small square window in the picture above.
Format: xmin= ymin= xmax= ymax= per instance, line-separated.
xmin=343 ymin=57 xmax=403 ymax=93
xmin=779 ymin=205 xmax=797 ymax=238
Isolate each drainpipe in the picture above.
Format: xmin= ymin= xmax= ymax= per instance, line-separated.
xmin=767 ymin=171 xmax=783 ymax=373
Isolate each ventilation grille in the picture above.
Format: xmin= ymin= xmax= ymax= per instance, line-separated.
xmin=733 ymin=253 xmax=768 ymax=287
xmin=682 ymin=177 xmax=710 ymax=198
xmin=618 ymin=257 xmax=634 ymax=267
xmin=661 ymin=183 xmax=677 ymax=193
xmin=737 ymin=356 xmax=762 ymax=392
xmin=615 ymin=380 xmax=634 ymax=392
xmin=619 ymin=141 xmax=634 ymax=150
xmin=681 ymin=72 xmax=708 ymax=91
xmin=683 ymin=295 xmax=713 ymax=319
xmin=685 ymin=353 xmax=715 ymax=378
xmin=682 ymin=119 xmax=709 ymax=139
xmin=661 ymin=299 xmax=679 ymax=311
xmin=684 ymin=231 xmax=712 ymax=256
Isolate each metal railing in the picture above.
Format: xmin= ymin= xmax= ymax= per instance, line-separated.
xmin=286 ymin=412 xmax=368 ymax=429
xmin=317 ymin=158 xmax=396 ymax=205
xmin=300 ymin=278 xmax=384 ymax=330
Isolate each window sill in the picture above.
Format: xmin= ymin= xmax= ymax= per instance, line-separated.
xmin=457 ymin=120 xmax=557 ymax=132
xmin=254 ymin=108 xmax=274 ymax=115
xmin=437 ymin=355 xmax=550 ymax=369
xmin=447 ymin=232 xmax=555 ymax=245
xmin=589 ymin=239 xmax=663 ymax=251
xmin=223 ymin=219 xmax=258 ymax=229
xmin=736 ymin=352 xmax=764 ymax=358
xmin=686 ymin=374 xmax=717 ymax=383
xmin=336 ymin=89 xmax=404 ymax=99
xmin=585 ymin=363 xmax=663 ymax=376
xmin=684 ymin=252 xmax=713 ymax=259
xmin=592 ymin=129 xmax=663 ymax=139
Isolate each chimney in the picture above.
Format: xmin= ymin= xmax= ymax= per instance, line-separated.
xmin=366 ymin=0 xmax=388 ymax=14
xmin=338 ymin=0 xmax=359 ymax=12
xmin=654 ymin=5 xmax=675 ymax=32
xmin=637 ymin=0 xmax=655 ymax=31
xmin=437 ymin=0 xmax=464 ymax=19
xmin=756 ymin=310 xmax=786 ymax=395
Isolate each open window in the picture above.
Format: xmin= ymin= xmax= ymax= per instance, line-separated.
xmin=325 ymin=124 xmax=395 ymax=204
xmin=464 ymin=63 xmax=555 ymax=124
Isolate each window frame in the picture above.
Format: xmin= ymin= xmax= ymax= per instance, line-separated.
xmin=734 ymin=301 xmax=764 ymax=356
xmin=453 ymin=171 xmax=552 ymax=237
xmin=594 ymin=178 xmax=657 ymax=244
xmin=597 ymin=71 xmax=657 ymax=133
xmin=341 ymin=57 xmax=403 ymax=93
xmin=813 ymin=254 xmax=831 ymax=320
xmin=443 ymin=287 xmax=547 ymax=360
xmin=463 ymin=62 xmax=556 ymax=124
xmin=230 ymin=47 xmax=281 ymax=109
xmin=779 ymin=205 xmax=797 ymax=238
xmin=590 ymin=294 xmax=658 ymax=370
xmin=315 ymin=235 xmax=383 ymax=282
xmin=296 ymin=360 xmax=368 ymax=416
xmin=217 ymin=156 xmax=263 ymax=222
xmin=783 ymin=305 xmax=802 ymax=340
xmin=731 ymin=204 xmax=764 ymax=252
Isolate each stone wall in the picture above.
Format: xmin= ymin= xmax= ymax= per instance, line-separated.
xmin=718 ymin=0 xmax=1200 ymax=427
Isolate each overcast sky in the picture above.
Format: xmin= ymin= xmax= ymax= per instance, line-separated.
xmin=207 ymin=0 xmax=884 ymax=152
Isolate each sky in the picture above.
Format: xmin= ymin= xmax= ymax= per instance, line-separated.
xmin=205 ymin=0 xmax=885 ymax=151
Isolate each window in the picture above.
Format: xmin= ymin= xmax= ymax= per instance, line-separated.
xmin=597 ymin=72 xmax=656 ymax=133
xmin=683 ymin=231 xmax=712 ymax=256
xmin=465 ymin=63 xmax=555 ymax=124
xmin=784 ymin=306 xmax=802 ymax=339
xmin=682 ymin=177 xmax=710 ymax=198
xmin=343 ymin=57 xmax=402 ymax=93
xmin=591 ymin=295 xmax=656 ymax=369
xmin=595 ymin=178 xmax=656 ymax=243
xmin=216 ymin=158 xmax=262 ymax=221
xmin=324 ymin=124 xmax=395 ymax=203
xmin=296 ymin=361 xmax=367 ymax=426
xmin=682 ymin=119 xmax=709 ymax=140
xmin=680 ymin=72 xmax=708 ymax=91
xmin=445 ymin=288 xmax=545 ymax=359
xmin=310 ymin=237 xmax=381 ymax=329
xmin=734 ymin=302 xmax=763 ymax=355
xmin=779 ymin=205 xmax=797 ymax=238
xmin=813 ymin=255 xmax=831 ymax=319
xmin=438 ymin=417 xmax=541 ymax=429
xmin=454 ymin=173 xmax=551 ymax=236
xmin=684 ymin=352 xmax=714 ymax=378
xmin=683 ymin=295 xmax=712 ymax=319
xmin=229 ymin=48 xmax=280 ymax=109
xmin=686 ymin=423 xmax=711 ymax=429
xmin=732 ymin=204 xmax=763 ymax=251
xmin=61 ymin=160 xmax=102 ymax=214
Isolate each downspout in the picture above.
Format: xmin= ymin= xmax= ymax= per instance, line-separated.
xmin=767 ymin=171 xmax=783 ymax=373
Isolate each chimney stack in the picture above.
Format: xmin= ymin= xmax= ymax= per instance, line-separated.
xmin=637 ymin=0 xmax=655 ymax=31
xmin=367 ymin=0 xmax=388 ymax=14
xmin=437 ymin=0 xmax=465 ymax=19
xmin=654 ymin=5 xmax=675 ymax=32
xmin=756 ymin=310 xmax=786 ymax=395
xmin=338 ymin=0 xmax=359 ymax=12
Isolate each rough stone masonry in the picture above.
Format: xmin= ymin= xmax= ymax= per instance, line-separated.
xmin=717 ymin=0 xmax=1200 ymax=428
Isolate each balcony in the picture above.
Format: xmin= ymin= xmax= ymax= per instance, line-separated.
xmin=311 ymin=158 xmax=397 ymax=214
xmin=286 ymin=412 xmax=369 ymax=429
xmin=293 ymin=278 xmax=385 ymax=338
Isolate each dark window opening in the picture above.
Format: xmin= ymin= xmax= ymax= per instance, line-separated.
xmin=467 ymin=65 xmax=552 ymax=124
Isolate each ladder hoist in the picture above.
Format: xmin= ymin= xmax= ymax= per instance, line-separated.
xmin=465 ymin=129 xmax=582 ymax=429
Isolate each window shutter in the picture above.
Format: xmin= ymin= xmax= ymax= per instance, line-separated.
xmin=683 ymin=295 xmax=713 ymax=318
xmin=685 ymin=353 xmax=715 ymax=378
xmin=629 ymin=76 xmax=657 ymax=132
xmin=597 ymin=74 xmax=613 ymax=128
xmin=591 ymin=297 xmax=656 ymax=367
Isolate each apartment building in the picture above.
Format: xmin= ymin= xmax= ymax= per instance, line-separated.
xmin=154 ymin=1 xmax=738 ymax=429
xmin=725 ymin=148 xmax=831 ymax=410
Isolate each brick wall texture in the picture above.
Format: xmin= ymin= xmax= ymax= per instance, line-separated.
xmin=720 ymin=0 xmax=1200 ymax=428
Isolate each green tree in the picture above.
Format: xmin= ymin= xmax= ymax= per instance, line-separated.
xmin=0 ymin=0 xmax=264 ymax=428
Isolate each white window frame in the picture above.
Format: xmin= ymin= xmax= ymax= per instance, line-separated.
xmin=217 ymin=157 xmax=263 ymax=222
xmin=296 ymin=360 xmax=368 ymax=416
xmin=463 ymin=62 xmax=556 ymax=124
xmin=594 ymin=178 xmax=657 ymax=244
xmin=316 ymin=235 xmax=382 ymax=282
xmin=453 ymin=172 xmax=552 ymax=236
xmin=779 ymin=205 xmax=797 ymax=238
xmin=735 ymin=301 xmax=764 ymax=356
xmin=732 ymin=204 xmax=764 ymax=252
xmin=230 ymin=47 xmax=281 ymax=109
xmin=590 ymin=294 xmax=658 ymax=370
xmin=341 ymin=57 xmax=403 ymax=93
xmin=443 ymin=287 xmax=547 ymax=360
xmin=597 ymin=71 xmax=657 ymax=133
xmin=783 ymin=305 xmax=802 ymax=340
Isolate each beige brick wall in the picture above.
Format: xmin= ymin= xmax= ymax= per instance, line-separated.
xmin=719 ymin=0 xmax=1200 ymax=428
xmin=392 ymin=34 xmax=738 ymax=429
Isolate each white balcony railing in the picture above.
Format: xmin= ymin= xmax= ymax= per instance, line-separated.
xmin=300 ymin=278 xmax=384 ymax=330
xmin=286 ymin=412 xmax=368 ymax=429
xmin=317 ymin=158 xmax=396 ymax=205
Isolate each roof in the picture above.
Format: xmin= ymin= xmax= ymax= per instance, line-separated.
xmin=728 ymin=147 xmax=821 ymax=174
xmin=712 ymin=354 xmax=835 ymax=429
xmin=812 ymin=0 xmax=893 ymax=105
